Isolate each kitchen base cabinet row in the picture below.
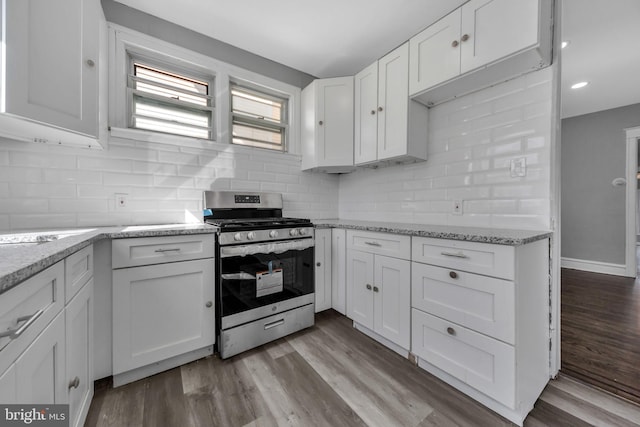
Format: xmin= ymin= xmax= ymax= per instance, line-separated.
xmin=318 ymin=227 xmax=551 ymax=426
xmin=0 ymin=245 xmax=94 ymax=427
xmin=111 ymin=235 xmax=216 ymax=387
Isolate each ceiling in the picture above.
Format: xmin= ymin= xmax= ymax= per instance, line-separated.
xmin=113 ymin=0 xmax=640 ymax=119
xmin=561 ymin=0 xmax=640 ymax=118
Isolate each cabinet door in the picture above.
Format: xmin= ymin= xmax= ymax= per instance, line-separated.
xmin=15 ymin=312 xmax=66 ymax=404
xmin=4 ymin=0 xmax=99 ymax=136
xmin=314 ymin=229 xmax=332 ymax=312
xmin=66 ymin=280 xmax=93 ymax=427
xmin=316 ymin=77 xmax=354 ymax=167
xmin=412 ymin=309 xmax=515 ymax=408
xmin=354 ymin=62 xmax=378 ymax=164
xmin=460 ymin=0 xmax=540 ymax=73
xmin=374 ymin=256 xmax=410 ymax=349
xmin=409 ymin=9 xmax=461 ymax=95
xmin=112 ymin=259 xmax=215 ymax=374
xmin=377 ymin=43 xmax=409 ymax=161
xmin=346 ymin=250 xmax=374 ymax=328
xmin=331 ymin=229 xmax=347 ymax=315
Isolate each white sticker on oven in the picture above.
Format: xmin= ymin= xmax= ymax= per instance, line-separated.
xmin=256 ymin=268 xmax=283 ymax=297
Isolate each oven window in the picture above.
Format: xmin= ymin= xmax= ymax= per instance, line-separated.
xmin=220 ymin=246 xmax=313 ymax=316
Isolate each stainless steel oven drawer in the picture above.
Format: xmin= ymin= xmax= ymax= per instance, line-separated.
xmin=219 ymin=303 xmax=314 ymax=359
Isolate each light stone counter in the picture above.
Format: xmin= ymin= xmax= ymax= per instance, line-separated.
xmin=313 ymin=219 xmax=552 ymax=246
xmin=0 ymin=224 xmax=216 ymax=294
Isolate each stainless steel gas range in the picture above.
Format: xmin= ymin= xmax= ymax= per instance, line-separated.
xmin=203 ymin=191 xmax=315 ymax=359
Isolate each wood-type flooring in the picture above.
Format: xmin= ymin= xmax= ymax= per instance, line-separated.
xmin=86 ymin=310 xmax=640 ymax=427
xmin=561 ymin=268 xmax=640 ymax=404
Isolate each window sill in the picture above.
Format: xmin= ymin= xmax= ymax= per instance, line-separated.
xmin=109 ymin=126 xmax=301 ymax=159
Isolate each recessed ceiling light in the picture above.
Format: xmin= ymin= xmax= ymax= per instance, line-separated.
xmin=561 ymin=40 xmax=570 ymax=49
xmin=571 ymin=81 xmax=589 ymax=89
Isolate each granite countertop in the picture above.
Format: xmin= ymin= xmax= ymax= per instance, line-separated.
xmin=0 ymin=224 xmax=216 ymax=295
xmin=313 ymin=219 xmax=552 ymax=246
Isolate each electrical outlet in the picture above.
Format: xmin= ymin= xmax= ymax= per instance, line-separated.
xmin=510 ymin=157 xmax=527 ymax=177
xmin=452 ymin=200 xmax=463 ymax=215
xmin=115 ymin=193 xmax=128 ymax=210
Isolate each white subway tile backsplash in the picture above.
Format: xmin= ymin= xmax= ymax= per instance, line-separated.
xmin=49 ymin=199 xmax=108 ymax=213
xmin=0 ymin=167 xmax=44 ymax=183
xmin=10 ymin=213 xmax=78 ymax=230
xmin=10 ymin=151 xmax=76 ymax=169
xmin=0 ymin=198 xmax=48 ymax=214
xmin=9 ymin=183 xmax=76 ymax=198
xmin=78 ymin=156 xmax=132 ymax=173
xmin=103 ymin=172 xmax=154 ymax=187
xmin=43 ymin=169 xmax=102 ymax=185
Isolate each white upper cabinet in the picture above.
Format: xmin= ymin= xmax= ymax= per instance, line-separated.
xmin=410 ymin=0 xmax=552 ymax=106
xmin=0 ymin=0 xmax=102 ymax=148
xmin=301 ymin=77 xmax=355 ymax=173
xmin=355 ymin=43 xmax=428 ymax=166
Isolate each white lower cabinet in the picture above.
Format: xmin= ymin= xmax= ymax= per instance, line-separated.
xmin=314 ymin=228 xmax=332 ymax=312
xmin=346 ymin=231 xmax=411 ymax=352
xmin=15 ymin=312 xmax=66 ymax=403
xmin=112 ymin=255 xmax=215 ymax=382
xmin=411 ymin=237 xmax=550 ymax=426
xmin=65 ymin=279 xmax=93 ymax=427
xmin=331 ymin=228 xmax=347 ymax=315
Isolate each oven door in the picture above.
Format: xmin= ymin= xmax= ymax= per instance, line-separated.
xmin=219 ymin=238 xmax=314 ymax=322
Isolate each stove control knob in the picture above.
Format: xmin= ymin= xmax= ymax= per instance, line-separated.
xmin=289 ymin=228 xmax=299 ymax=236
xmin=247 ymin=232 xmax=256 ymax=240
xmin=233 ymin=233 xmax=243 ymax=241
xmin=269 ymin=230 xmax=279 ymax=238
xmin=299 ymin=228 xmax=307 ymax=236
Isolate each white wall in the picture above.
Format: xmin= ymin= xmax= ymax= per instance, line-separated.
xmin=0 ymin=136 xmax=339 ymax=232
xmin=339 ymin=68 xmax=553 ymax=230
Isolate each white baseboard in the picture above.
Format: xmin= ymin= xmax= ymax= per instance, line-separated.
xmin=561 ymin=257 xmax=630 ymax=277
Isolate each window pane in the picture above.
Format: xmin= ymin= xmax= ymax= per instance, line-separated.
xmin=231 ymin=89 xmax=283 ymax=123
xmin=232 ymin=123 xmax=283 ymax=149
xmin=129 ymin=62 xmax=213 ymax=140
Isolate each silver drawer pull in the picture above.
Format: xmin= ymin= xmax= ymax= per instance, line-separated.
xmin=68 ymin=376 xmax=80 ymax=390
xmin=264 ymin=319 xmax=285 ymax=330
xmin=364 ymin=241 xmax=382 ymax=247
xmin=154 ymin=248 xmax=181 ymax=253
xmin=0 ymin=309 xmax=44 ymax=339
xmin=447 ymin=327 xmax=456 ymax=336
xmin=440 ymin=251 xmax=469 ymax=259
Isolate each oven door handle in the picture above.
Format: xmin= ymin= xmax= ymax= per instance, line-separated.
xmin=220 ymin=239 xmax=315 ymax=258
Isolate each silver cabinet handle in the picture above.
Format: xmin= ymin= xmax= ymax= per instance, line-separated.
xmin=154 ymin=248 xmax=181 ymax=253
xmin=366 ymin=284 xmax=372 ymax=290
xmin=264 ymin=319 xmax=284 ymax=330
xmin=447 ymin=327 xmax=456 ymax=336
xmin=0 ymin=309 xmax=44 ymax=339
xmin=68 ymin=376 xmax=80 ymax=390
xmin=86 ymin=59 xmax=95 ymax=67
xmin=440 ymin=251 xmax=469 ymax=259
xmin=316 ymin=262 xmax=322 ymax=267
xmin=364 ymin=241 xmax=381 ymax=247
xmin=373 ymin=286 xmax=379 ymax=293
xmin=205 ymin=301 xmax=213 ymax=308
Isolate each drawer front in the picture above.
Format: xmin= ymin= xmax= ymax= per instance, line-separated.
xmin=0 ymin=262 xmax=64 ymax=374
xmin=112 ymin=234 xmax=215 ymax=269
xmin=412 ymin=237 xmax=514 ymax=279
xmin=411 ymin=263 xmax=515 ymax=344
xmin=65 ymin=244 xmax=93 ymax=303
xmin=412 ymin=309 xmax=515 ymax=408
xmin=346 ymin=230 xmax=410 ymax=259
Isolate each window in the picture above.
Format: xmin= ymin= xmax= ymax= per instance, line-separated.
xmin=128 ymin=62 xmax=214 ymax=139
xmin=231 ymin=84 xmax=287 ymax=151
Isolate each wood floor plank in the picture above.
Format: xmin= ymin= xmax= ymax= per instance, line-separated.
xmin=85 ymin=309 xmax=640 ymax=427
xmin=142 ymin=368 xmax=190 ymax=427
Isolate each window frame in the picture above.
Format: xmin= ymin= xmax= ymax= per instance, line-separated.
xmin=108 ymin=24 xmax=302 ymax=155
xmin=230 ymin=81 xmax=289 ymax=152
xmin=127 ymin=58 xmax=216 ymax=140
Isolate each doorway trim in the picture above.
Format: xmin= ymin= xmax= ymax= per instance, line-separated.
xmin=625 ymin=126 xmax=640 ymax=277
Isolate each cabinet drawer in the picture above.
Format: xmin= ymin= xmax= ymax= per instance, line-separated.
xmin=412 ymin=237 xmax=514 ymax=279
xmin=346 ymin=230 xmax=410 ymax=259
xmin=112 ymin=234 xmax=215 ymax=269
xmin=411 ymin=263 xmax=514 ymax=344
xmin=65 ymin=244 xmax=93 ymax=303
xmin=412 ymin=309 xmax=515 ymax=408
xmin=0 ymin=262 xmax=64 ymax=374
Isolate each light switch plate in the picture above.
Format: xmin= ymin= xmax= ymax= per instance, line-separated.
xmin=510 ymin=157 xmax=526 ymax=177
